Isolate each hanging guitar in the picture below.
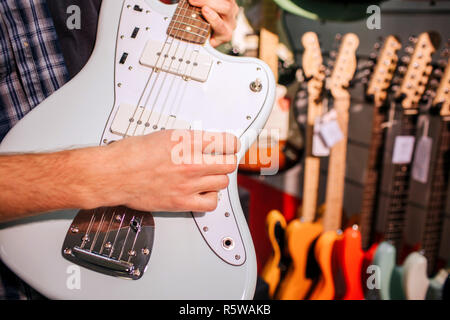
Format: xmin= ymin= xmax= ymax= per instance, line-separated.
xmin=0 ymin=0 xmax=276 ymax=299
xmin=304 ymin=33 xmax=360 ymax=300
xmin=276 ymin=31 xmax=326 ymax=300
xmin=372 ymin=31 xmax=440 ymax=300
xmin=401 ymin=50 xmax=450 ymax=300
xmin=333 ymin=35 xmax=402 ymax=301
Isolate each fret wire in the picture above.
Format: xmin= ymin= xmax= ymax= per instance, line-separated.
xmin=169 ymin=26 xmax=208 ymax=39
xmin=173 ymin=11 xmax=209 ymax=30
xmin=170 ymin=19 xmax=209 ymax=35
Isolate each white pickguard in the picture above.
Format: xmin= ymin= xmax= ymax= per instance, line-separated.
xmin=0 ymin=0 xmax=276 ymax=299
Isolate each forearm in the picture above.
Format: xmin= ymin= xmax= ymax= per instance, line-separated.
xmin=0 ymin=147 xmax=108 ymax=223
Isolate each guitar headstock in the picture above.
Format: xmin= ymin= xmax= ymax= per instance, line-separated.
xmin=367 ymin=36 xmax=402 ymax=106
xmin=302 ymin=32 xmax=324 ymax=79
xmin=433 ymin=57 xmax=450 ymax=117
xmin=328 ymin=33 xmax=360 ymax=99
xmin=302 ymin=32 xmax=324 ymax=100
xmin=397 ymin=31 xmax=441 ymax=110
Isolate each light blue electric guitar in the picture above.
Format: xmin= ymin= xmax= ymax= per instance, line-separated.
xmin=0 ymin=0 xmax=276 ymax=299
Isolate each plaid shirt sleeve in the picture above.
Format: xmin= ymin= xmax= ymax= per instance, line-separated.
xmin=0 ymin=0 xmax=69 ymax=299
xmin=0 ymin=0 xmax=69 ymax=142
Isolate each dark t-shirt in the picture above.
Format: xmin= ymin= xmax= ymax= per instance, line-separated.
xmin=47 ymin=0 xmax=102 ymax=79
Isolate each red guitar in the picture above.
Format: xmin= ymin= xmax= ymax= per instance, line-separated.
xmin=333 ymin=36 xmax=402 ymax=300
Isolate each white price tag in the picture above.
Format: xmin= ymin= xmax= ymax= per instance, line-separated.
xmin=392 ymin=136 xmax=416 ymax=164
xmin=319 ymin=120 xmax=344 ymax=148
xmin=412 ymin=136 xmax=433 ymax=183
xmin=313 ymin=117 xmax=330 ymax=157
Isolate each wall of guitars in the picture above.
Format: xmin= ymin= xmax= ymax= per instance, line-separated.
xmin=234 ymin=0 xmax=450 ymax=300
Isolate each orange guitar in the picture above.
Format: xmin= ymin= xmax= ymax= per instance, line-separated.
xmin=307 ymin=33 xmax=360 ymax=300
xmin=261 ymin=210 xmax=289 ymax=298
xmin=276 ymin=32 xmax=325 ymax=300
xmin=334 ymin=36 xmax=402 ymax=300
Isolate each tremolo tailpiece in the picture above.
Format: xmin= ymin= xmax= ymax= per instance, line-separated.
xmin=62 ymin=208 xmax=155 ymax=280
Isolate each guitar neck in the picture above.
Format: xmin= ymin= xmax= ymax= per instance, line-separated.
xmin=383 ymin=110 xmax=419 ymax=250
xmin=323 ymin=96 xmax=351 ymax=231
xmin=421 ymin=119 xmax=450 ymax=275
xmin=259 ymin=0 xmax=279 ymax=80
xmin=168 ymin=0 xmax=211 ymax=45
xmin=360 ymin=105 xmax=388 ymax=249
xmin=302 ymin=86 xmax=323 ymax=222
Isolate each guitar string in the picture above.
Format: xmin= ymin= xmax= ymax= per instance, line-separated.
xmin=99 ymin=2 xmax=202 ymax=259
xmin=122 ymin=0 xmax=188 ymax=138
xmin=99 ymin=208 xmax=115 ymax=255
xmin=118 ymin=214 xmax=135 ymax=261
xmin=109 ymin=212 xmax=125 ymax=258
xmin=81 ymin=209 xmax=97 ymax=250
xmin=125 ymin=0 xmax=194 ymax=137
xmin=136 ymin=29 xmax=189 ymax=135
xmin=90 ymin=211 xmax=106 ymax=252
xmin=138 ymin=1 xmax=206 ymax=135
xmin=127 ymin=216 xmax=145 ymax=263
xmin=153 ymin=40 xmax=201 ymax=131
xmin=161 ymin=46 xmax=200 ymax=130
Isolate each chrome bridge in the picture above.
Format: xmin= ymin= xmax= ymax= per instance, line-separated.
xmin=62 ymin=207 xmax=155 ymax=280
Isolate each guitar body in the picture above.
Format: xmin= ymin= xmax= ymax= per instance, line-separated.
xmin=373 ymin=242 xmax=396 ymax=300
xmin=261 ymin=210 xmax=288 ymax=298
xmin=0 ymin=0 xmax=276 ymax=299
xmin=277 ymin=220 xmax=323 ymax=300
xmin=333 ymin=227 xmax=365 ymax=300
xmin=402 ymin=253 xmax=430 ymax=300
xmin=308 ymin=231 xmax=339 ymax=300
xmin=389 ymin=266 xmax=406 ymax=300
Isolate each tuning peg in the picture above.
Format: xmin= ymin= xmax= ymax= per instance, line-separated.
xmin=401 ymin=56 xmax=411 ymax=65
xmin=391 ymin=85 xmax=401 ymax=92
xmin=409 ymin=36 xmax=418 ymax=44
xmin=373 ymin=42 xmax=382 ymax=51
xmin=438 ymin=59 xmax=448 ymax=68
xmin=429 ymin=79 xmax=440 ymax=89
xmin=404 ymin=46 xmax=414 ymax=55
xmin=433 ymin=68 xmax=443 ymax=78
xmin=369 ymin=52 xmax=378 ymax=61
xmin=398 ymin=66 xmax=408 ymax=75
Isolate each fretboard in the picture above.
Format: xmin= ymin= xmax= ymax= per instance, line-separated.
xmin=323 ymin=97 xmax=351 ymax=231
xmin=167 ymin=0 xmax=211 ymax=45
xmin=301 ymin=84 xmax=323 ymax=222
xmin=360 ymin=106 xmax=388 ymax=249
xmin=421 ymin=120 xmax=450 ymax=275
xmin=383 ymin=111 xmax=419 ymax=251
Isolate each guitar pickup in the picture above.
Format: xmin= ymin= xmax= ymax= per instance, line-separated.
xmin=110 ymin=103 xmax=191 ymax=137
xmin=140 ymin=40 xmax=213 ymax=82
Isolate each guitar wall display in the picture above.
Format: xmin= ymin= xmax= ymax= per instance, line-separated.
xmin=401 ymin=51 xmax=450 ymax=300
xmin=373 ymin=31 xmax=441 ymax=300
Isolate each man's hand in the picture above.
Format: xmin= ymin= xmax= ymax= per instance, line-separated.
xmin=99 ymin=130 xmax=239 ymax=213
xmin=0 ymin=130 xmax=240 ymax=223
xmin=189 ymin=0 xmax=239 ymax=48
